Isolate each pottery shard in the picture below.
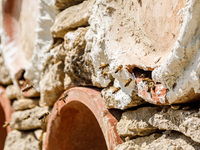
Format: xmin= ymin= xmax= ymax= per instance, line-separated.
xmin=6 ymin=85 xmax=22 ymax=100
xmin=117 ymin=107 xmax=161 ymax=138
xmin=115 ymin=131 xmax=200 ymax=150
xmin=0 ymin=53 xmax=12 ymax=85
xmin=64 ymin=27 xmax=92 ymax=86
xmin=102 ymin=86 xmax=145 ymax=110
xmin=10 ymin=106 xmax=50 ymax=130
xmin=54 ymin=0 xmax=85 ymax=10
xmin=12 ymin=98 xmax=39 ymax=111
xmin=40 ymin=61 xmax=65 ymax=106
xmin=149 ymin=106 xmax=200 ymax=143
xmin=51 ymin=0 xmax=94 ymax=38
xmin=4 ymin=130 xmax=41 ymax=150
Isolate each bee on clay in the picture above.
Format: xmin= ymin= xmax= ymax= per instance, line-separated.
xmin=3 ymin=122 xmax=10 ymax=128
xmin=124 ymin=78 xmax=132 ymax=87
xmin=142 ymin=78 xmax=153 ymax=83
xmin=23 ymin=115 xmax=31 ymax=120
xmin=114 ymin=65 xmax=123 ymax=73
xmin=59 ymin=92 xmax=68 ymax=103
xmin=99 ymin=63 xmax=109 ymax=70
xmin=22 ymin=84 xmax=33 ymax=92
xmin=112 ymin=87 xmax=121 ymax=94
xmin=38 ymin=112 xmax=49 ymax=123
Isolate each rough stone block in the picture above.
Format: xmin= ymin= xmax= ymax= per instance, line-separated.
xmin=4 ymin=130 xmax=41 ymax=150
xmin=115 ymin=131 xmax=200 ymax=150
xmin=51 ymin=0 xmax=94 ymax=38
xmin=10 ymin=106 xmax=50 ymax=130
xmin=40 ymin=61 xmax=65 ymax=106
xmin=34 ymin=129 xmax=44 ymax=141
xmin=6 ymin=85 xmax=22 ymax=100
xmin=102 ymin=86 xmax=145 ymax=110
xmin=53 ymin=0 xmax=85 ymax=10
xmin=12 ymin=98 xmax=39 ymax=111
xmin=117 ymin=107 xmax=161 ymax=138
xmin=0 ymin=53 xmax=12 ymax=85
xmin=149 ymin=106 xmax=200 ymax=143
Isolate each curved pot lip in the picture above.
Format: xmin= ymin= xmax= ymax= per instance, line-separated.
xmin=45 ymin=87 xmax=123 ymax=150
xmin=0 ymin=86 xmax=14 ymax=133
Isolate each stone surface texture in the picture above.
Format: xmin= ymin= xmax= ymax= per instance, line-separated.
xmin=12 ymin=98 xmax=39 ymax=111
xmin=0 ymin=52 xmax=12 ymax=85
xmin=149 ymin=106 xmax=200 ymax=143
xmin=64 ymin=27 xmax=92 ymax=86
xmin=117 ymin=107 xmax=161 ymax=138
xmin=10 ymin=106 xmax=49 ymax=130
xmin=102 ymin=86 xmax=145 ymax=110
xmin=115 ymin=131 xmax=200 ymax=150
xmin=5 ymin=85 xmax=22 ymax=100
xmin=40 ymin=61 xmax=65 ymax=106
xmin=51 ymin=0 xmax=94 ymax=38
xmin=4 ymin=130 xmax=41 ymax=150
xmin=51 ymin=0 xmax=85 ymax=10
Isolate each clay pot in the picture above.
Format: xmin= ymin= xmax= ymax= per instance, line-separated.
xmin=0 ymin=86 xmax=14 ymax=149
xmin=45 ymin=87 xmax=122 ymax=150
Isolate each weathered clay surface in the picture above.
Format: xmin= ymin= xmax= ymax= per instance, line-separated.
xmin=64 ymin=27 xmax=92 ymax=86
xmin=0 ymin=52 xmax=12 ymax=85
xmin=51 ymin=0 xmax=94 ymax=38
xmin=152 ymin=0 xmax=200 ymax=104
xmin=115 ymin=131 xmax=200 ymax=150
xmin=149 ymin=106 xmax=200 ymax=143
xmin=52 ymin=0 xmax=85 ymax=10
xmin=5 ymin=85 xmax=22 ymax=100
xmin=40 ymin=61 xmax=65 ymax=106
xmin=117 ymin=107 xmax=161 ymax=138
xmin=102 ymin=86 xmax=145 ymax=110
xmin=4 ymin=130 xmax=41 ymax=150
xmin=12 ymin=98 xmax=39 ymax=111
xmin=10 ymin=106 xmax=49 ymax=130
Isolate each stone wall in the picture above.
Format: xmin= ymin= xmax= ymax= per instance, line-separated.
xmin=1 ymin=0 xmax=200 ymax=150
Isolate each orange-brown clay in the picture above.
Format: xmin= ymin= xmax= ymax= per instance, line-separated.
xmin=44 ymin=87 xmax=122 ymax=150
xmin=0 ymin=86 xmax=14 ymax=149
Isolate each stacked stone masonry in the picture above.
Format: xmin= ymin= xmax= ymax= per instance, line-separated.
xmin=0 ymin=0 xmax=200 ymax=150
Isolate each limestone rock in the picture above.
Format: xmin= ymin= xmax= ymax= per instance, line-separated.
xmin=53 ymin=0 xmax=85 ymax=10
xmin=149 ymin=106 xmax=200 ymax=143
xmin=0 ymin=53 xmax=12 ymax=85
xmin=40 ymin=61 xmax=65 ymax=106
xmin=12 ymin=98 xmax=39 ymax=111
xmin=102 ymin=86 xmax=145 ymax=110
xmin=6 ymin=85 xmax=22 ymax=100
xmin=10 ymin=106 xmax=50 ymax=130
xmin=117 ymin=107 xmax=161 ymax=138
xmin=51 ymin=0 xmax=94 ymax=38
xmin=64 ymin=27 xmax=92 ymax=86
xmin=115 ymin=131 xmax=200 ymax=150
xmin=34 ymin=129 xmax=44 ymax=141
xmin=4 ymin=130 xmax=41 ymax=150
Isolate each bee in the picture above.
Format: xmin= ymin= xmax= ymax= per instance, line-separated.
xmin=59 ymin=93 xmax=68 ymax=103
xmin=38 ymin=112 xmax=49 ymax=123
xmin=124 ymin=78 xmax=132 ymax=87
xmin=140 ymin=74 xmax=146 ymax=78
xmin=3 ymin=122 xmax=10 ymax=128
xmin=23 ymin=115 xmax=31 ymax=120
xmin=22 ymin=84 xmax=33 ymax=92
xmin=142 ymin=78 xmax=153 ymax=83
xmin=114 ymin=65 xmax=123 ymax=73
xmin=112 ymin=87 xmax=121 ymax=94
xmin=102 ymin=71 xmax=108 ymax=78
xmin=99 ymin=63 xmax=109 ymax=70
xmin=147 ymin=82 xmax=155 ymax=92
